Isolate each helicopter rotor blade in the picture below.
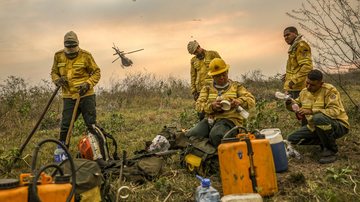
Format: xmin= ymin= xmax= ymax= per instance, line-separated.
xmin=112 ymin=57 xmax=120 ymax=63
xmin=123 ymin=48 xmax=144 ymax=55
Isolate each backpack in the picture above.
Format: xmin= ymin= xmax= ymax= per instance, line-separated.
xmin=179 ymin=137 xmax=218 ymax=176
xmin=78 ymin=125 xmax=119 ymax=162
xmin=60 ymin=158 xmax=104 ymax=202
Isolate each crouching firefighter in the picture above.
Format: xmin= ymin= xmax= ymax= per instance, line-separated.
xmin=285 ymin=70 xmax=350 ymax=164
xmin=51 ymin=31 xmax=101 ymax=151
xmin=186 ymin=58 xmax=256 ymax=148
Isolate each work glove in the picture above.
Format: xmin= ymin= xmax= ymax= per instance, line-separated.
xmin=192 ymin=92 xmax=200 ymax=101
xmin=55 ymin=77 xmax=68 ymax=87
xmin=79 ymin=82 xmax=90 ymax=96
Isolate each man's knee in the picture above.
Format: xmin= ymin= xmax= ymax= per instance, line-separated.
xmin=287 ymin=133 xmax=299 ymax=144
xmin=313 ymin=113 xmax=330 ymax=125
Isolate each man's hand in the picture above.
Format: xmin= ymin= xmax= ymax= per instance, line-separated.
xmin=192 ymin=92 xmax=200 ymax=101
xmin=230 ymin=98 xmax=241 ymax=108
xmin=79 ymin=82 xmax=90 ymax=96
xmin=288 ymin=80 xmax=295 ymax=89
xmin=211 ymin=100 xmax=223 ymax=111
xmin=55 ymin=77 xmax=68 ymax=87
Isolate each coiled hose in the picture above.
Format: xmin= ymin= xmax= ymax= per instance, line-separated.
xmin=30 ymin=138 xmax=76 ymax=202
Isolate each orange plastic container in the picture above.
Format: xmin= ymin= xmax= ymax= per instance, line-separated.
xmin=0 ymin=173 xmax=73 ymax=202
xmin=218 ymin=137 xmax=278 ymax=197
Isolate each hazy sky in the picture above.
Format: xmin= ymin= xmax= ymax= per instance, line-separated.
xmin=0 ymin=0 xmax=307 ymax=88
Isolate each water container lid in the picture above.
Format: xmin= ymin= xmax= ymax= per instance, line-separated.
xmin=201 ymin=178 xmax=211 ymax=187
xmin=0 ymin=179 xmax=19 ymax=189
xmin=55 ymin=174 xmax=71 ymax=184
xmin=260 ymin=128 xmax=283 ymax=144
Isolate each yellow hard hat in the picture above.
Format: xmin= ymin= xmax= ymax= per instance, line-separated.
xmin=208 ymin=58 xmax=230 ymax=76
xmin=187 ymin=40 xmax=199 ymax=54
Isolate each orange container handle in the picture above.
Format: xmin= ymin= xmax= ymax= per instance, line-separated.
xmin=19 ymin=173 xmax=31 ymax=185
xmin=236 ymin=133 xmax=256 ymax=140
xmin=40 ymin=172 xmax=52 ymax=184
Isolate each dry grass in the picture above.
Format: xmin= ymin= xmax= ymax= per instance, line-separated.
xmin=1 ymin=72 xmax=360 ymax=201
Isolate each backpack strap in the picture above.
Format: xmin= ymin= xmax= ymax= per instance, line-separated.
xmin=97 ymin=126 xmax=120 ymax=160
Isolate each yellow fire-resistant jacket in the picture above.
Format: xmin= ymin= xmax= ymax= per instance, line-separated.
xmin=51 ymin=48 xmax=101 ymax=99
xmin=196 ymin=80 xmax=255 ymax=126
xmin=291 ymin=83 xmax=350 ymax=131
xmin=284 ymin=36 xmax=313 ymax=91
xmin=190 ymin=50 xmax=221 ymax=95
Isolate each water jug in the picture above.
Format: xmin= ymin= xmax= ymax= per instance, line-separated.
xmin=260 ymin=128 xmax=288 ymax=172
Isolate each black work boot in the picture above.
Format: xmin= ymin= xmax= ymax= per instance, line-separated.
xmin=319 ymin=148 xmax=337 ymax=164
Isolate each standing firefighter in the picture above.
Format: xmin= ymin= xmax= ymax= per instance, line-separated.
xmin=188 ymin=40 xmax=221 ymax=120
xmin=51 ymin=31 xmax=101 ymax=147
xmin=187 ymin=58 xmax=255 ymax=147
xmin=283 ymin=26 xmax=313 ymax=99
xmin=285 ymin=70 xmax=349 ymax=164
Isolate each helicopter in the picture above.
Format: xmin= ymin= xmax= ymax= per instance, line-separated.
xmin=112 ymin=43 xmax=144 ymax=68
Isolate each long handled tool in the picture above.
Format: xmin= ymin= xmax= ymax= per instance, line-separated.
xmin=9 ymin=86 xmax=61 ymax=171
xmin=65 ymin=94 xmax=81 ymax=146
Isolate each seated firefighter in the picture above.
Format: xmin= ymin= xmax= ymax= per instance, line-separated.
xmin=186 ymin=58 xmax=256 ymax=147
xmin=286 ymin=69 xmax=350 ymax=164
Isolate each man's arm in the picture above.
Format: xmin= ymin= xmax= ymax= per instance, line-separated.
xmin=291 ymin=42 xmax=313 ymax=86
xmin=312 ymin=88 xmax=343 ymax=118
xmin=50 ymin=54 xmax=61 ymax=83
xmin=190 ymin=59 xmax=197 ymax=95
xmin=85 ymin=54 xmax=101 ymax=88
xmin=195 ymin=86 xmax=214 ymax=113
xmin=233 ymin=83 xmax=255 ymax=110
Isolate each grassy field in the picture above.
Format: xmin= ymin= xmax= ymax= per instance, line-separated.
xmin=0 ymin=72 xmax=359 ymax=201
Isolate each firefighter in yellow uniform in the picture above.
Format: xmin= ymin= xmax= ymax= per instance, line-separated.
xmin=283 ymin=26 xmax=313 ymax=99
xmin=188 ymin=40 xmax=221 ymax=120
xmin=51 ymin=31 xmax=101 ymax=147
xmin=187 ymin=58 xmax=256 ymax=147
xmin=286 ymin=70 xmax=349 ymax=164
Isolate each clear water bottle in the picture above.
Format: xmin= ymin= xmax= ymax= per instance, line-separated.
xmin=236 ymin=106 xmax=249 ymax=119
xmin=54 ymin=143 xmax=67 ymax=163
xmin=195 ymin=175 xmax=220 ymax=202
xmin=291 ymin=103 xmax=304 ymax=120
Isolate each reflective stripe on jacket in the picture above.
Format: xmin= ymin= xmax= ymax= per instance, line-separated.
xmin=195 ymin=80 xmax=255 ymax=126
xmin=295 ymin=83 xmax=350 ymax=131
xmin=190 ymin=50 xmax=221 ymax=94
xmin=284 ymin=39 xmax=313 ymax=91
xmin=51 ymin=49 xmax=101 ymax=98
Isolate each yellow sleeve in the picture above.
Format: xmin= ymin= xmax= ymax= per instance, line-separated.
xmin=313 ymin=88 xmax=343 ymax=118
xmin=85 ymin=54 xmax=101 ymax=88
xmin=292 ymin=42 xmax=313 ymax=85
xmin=50 ymin=54 xmax=61 ymax=83
xmin=235 ymin=83 xmax=255 ymax=110
xmin=190 ymin=57 xmax=197 ymax=94
xmin=195 ymin=86 xmax=213 ymax=113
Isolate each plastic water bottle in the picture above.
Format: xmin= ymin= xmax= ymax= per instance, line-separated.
xmin=275 ymin=91 xmax=303 ymax=120
xmin=54 ymin=143 xmax=67 ymax=163
xmin=291 ymin=103 xmax=304 ymax=120
xmin=236 ymin=106 xmax=249 ymax=119
xmin=195 ymin=175 xmax=220 ymax=202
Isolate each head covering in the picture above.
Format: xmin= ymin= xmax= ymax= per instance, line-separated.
xmin=208 ymin=58 xmax=230 ymax=76
xmin=187 ymin=40 xmax=199 ymax=54
xmin=64 ymin=31 xmax=79 ymax=47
